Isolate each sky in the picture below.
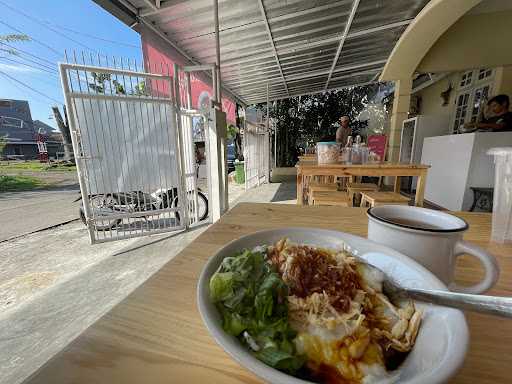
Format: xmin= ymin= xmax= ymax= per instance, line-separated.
xmin=0 ymin=0 xmax=142 ymax=129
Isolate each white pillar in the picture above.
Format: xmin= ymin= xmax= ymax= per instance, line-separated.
xmin=388 ymin=78 xmax=412 ymax=162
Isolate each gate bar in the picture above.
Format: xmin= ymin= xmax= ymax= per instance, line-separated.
xmin=68 ymin=92 xmax=172 ymax=104
xmin=60 ymin=62 xmax=171 ymax=80
xmin=58 ymin=63 xmax=95 ymax=243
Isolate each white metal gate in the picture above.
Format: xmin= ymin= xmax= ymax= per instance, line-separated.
xmin=59 ymin=61 xmax=192 ymax=243
xmin=244 ymin=122 xmax=270 ymax=189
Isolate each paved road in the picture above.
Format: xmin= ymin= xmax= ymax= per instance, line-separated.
xmin=0 ymin=189 xmax=81 ymax=242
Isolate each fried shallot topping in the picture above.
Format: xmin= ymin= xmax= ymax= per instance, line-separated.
xmin=268 ymin=241 xmax=360 ymax=313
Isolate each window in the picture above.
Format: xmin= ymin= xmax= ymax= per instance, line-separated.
xmin=0 ymin=116 xmax=24 ymax=128
xmin=451 ymin=67 xmax=495 ymax=133
xmin=459 ymin=71 xmax=473 ymax=88
xmin=478 ymin=68 xmax=493 ymax=81
xmin=453 ymin=92 xmax=470 ymax=132
xmin=469 ymin=85 xmax=491 ymax=123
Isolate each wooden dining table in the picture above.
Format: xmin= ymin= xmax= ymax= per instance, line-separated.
xmin=25 ymin=203 xmax=512 ymax=384
xmin=296 ymin=160 xmax=430 ymax=207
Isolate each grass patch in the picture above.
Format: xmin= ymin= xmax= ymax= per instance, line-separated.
xmin=0 ymin=175 xmax=47 ymax=192
xmin=0 ymin=161 xmax=76 ymax=172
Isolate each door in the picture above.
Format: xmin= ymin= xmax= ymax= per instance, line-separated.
xmin=59 ymin=62 xmax=188 ymax=243
xmin=452 ymin=92 xmax=471 ymax=133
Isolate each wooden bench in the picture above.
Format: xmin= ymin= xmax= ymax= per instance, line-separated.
xmin=360 ymin=191 xmax=410 ymax=207
xmin=311 ymin=191 xmax=350 ymax=207
xmin=347 ymin=182 xmax=378 ymax=206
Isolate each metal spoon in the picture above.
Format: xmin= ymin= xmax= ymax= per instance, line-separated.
xmin=357 ymin=261 xmax=512 ymax=318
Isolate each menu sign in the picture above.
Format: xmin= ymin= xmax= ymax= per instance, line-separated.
xmin=367 ymin=135 xmax=387 ymax=161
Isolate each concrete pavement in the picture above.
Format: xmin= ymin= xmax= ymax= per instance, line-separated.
xmin=0 ymin=182 xmax=295 ymax=384
xmin=0 ymin=222 xmax=207 ymax=384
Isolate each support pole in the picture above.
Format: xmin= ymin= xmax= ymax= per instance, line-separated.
xmin=173 ymin=63 xmax=189 ymax=228
xmin=185 ymin=71 xmax=199 ymax=224
xmin=266 ymin=83 xmax=271 ymax=182
xmin=274 ymin=101 xmax=277 ymax=168
xmin=213 ymin=0 xmax=222 ymax=107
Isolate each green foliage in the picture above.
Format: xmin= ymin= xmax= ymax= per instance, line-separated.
xmin=133 ymin=81 xmax=147 ymax=95
xmin=262 ymin=84 xmax=381 ymax=167
xmin=88 ymin=72 xmax=126 ymax=94
xmin=0 ymin=33 xmax=31 ymax=56
xmin=89 ymin=72 xmax=146 ymax=96
xmin=0 ymin=161 xmax=76 ymax=172
xmin=227 ymin=124 xmax=237 ymax=140
xmin=0 ymin=136 xmax=7 ymax=156
xmin=0 ymin=175 xmax=46 ymax=192
xmin=0 ymin=34 xmax=31 ymax=43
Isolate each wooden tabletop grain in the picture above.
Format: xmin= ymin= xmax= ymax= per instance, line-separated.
xmin=25 ymin=203 xmax=512 ymax=384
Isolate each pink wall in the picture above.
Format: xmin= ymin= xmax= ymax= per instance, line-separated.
xmin=141 ymin=28 xmax=236 ymax=124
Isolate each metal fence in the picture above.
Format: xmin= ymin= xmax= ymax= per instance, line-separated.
xmin=59 ymin=53 xmax=209 ymax=243
xmin=244 ymin=121 xmax=270 ymax=189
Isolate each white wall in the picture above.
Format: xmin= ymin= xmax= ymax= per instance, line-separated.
xmin=421 ymin=132 xmax=512 ymax=210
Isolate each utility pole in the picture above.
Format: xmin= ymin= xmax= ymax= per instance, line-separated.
xmin=51 ymin=105 xmax=73 ymax=162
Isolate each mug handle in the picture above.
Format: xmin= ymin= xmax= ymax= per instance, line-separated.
xmin=450 ymin=240 xmax=500 ymax=294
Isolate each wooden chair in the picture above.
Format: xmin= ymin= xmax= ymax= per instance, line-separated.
xmin=360 ymin=191 xmax=410 ymax=207
xmin=308 ymin=181 xmax=338 ymax=205
xmin=311 ymin=191 xmax=351 ymax=207
xmin=347 ymin=182 xmax=379 ymax=206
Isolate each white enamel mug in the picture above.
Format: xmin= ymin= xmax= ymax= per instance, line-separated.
xmin=367 ymin=205 xmax=499 ymax=294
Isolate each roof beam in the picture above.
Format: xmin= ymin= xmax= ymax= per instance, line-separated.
xmin=139 ymin=18 xmax=248 ymax=106
xmin=217 ymin=19 xmax=412 ymax=67
xmin=285 ymin=59 xmax=387 ymax=81
xmin=140 ymin=0 xmax=189 ymax=16
xmin=277 ymin=19 xmax=412 ymax=55
xmin=244 ymin=80 xmax=375 ymax=104
xmin=370 ymin=72 xmax=380 ymax=83
xmin=257 ymin=0 xmax=289 ymax=96
xmin=117 ymin=0 xmax=138 ymax=14
xmin=141 ymin=0 xmax=158 ymax=11
xmin=324 ymin=0 xmax=359 ymax=90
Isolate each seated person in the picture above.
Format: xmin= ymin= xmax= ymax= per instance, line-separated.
xmin=465 ymin=94 xmax=512 ymax=132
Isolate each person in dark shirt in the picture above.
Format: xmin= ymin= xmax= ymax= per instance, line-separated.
xmin=465 ymin=94 xmax=512 ymax=132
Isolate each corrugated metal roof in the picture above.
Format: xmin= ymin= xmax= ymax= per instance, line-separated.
xmin=97 ymin=0 xmax=429 ymax=105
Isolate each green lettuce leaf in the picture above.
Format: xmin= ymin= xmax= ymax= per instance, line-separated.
xmin=209 ymin=249 xmax=305 ymax=374
xmin=209 ymin=272 xmax=234 ymax=302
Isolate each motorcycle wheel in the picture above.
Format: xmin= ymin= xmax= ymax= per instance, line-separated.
xmin=173 ymin=191 xmax=209 ymax=224
xmin=80 ymin=194 xmax=122 ymax=231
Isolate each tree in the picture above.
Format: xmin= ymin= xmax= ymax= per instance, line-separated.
xmin=88 ymin=72 xmax=125 ymax=95
xmin=0 ymin=34 xmax=31 ymax=56
xmin=51 ymin=106 xmax=73 ymax=162
xmin=260 ymin=84 xmax=382 ymax=167
xmin=88 ymin=72 xmax=146 ymax=96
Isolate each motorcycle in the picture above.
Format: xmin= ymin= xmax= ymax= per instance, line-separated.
xmin=77 ymin=187 xmax=208 ymax=231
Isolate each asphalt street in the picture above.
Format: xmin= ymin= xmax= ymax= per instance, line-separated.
xmin=0 ymin=189 xmax=80 ymax=242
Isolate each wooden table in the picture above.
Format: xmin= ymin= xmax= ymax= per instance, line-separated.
xmin=26 ymin=204 xmax=512 ymax=384
xmin=296 ymin=161 xmax=430 ymax=206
